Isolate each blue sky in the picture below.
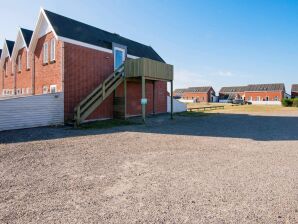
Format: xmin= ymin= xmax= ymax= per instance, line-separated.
xmin=1 ymin=0 xmax=297 ymax=93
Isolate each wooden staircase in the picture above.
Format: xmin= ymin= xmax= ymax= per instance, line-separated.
xmin=74 ymin=65 xmax=125 ymax=126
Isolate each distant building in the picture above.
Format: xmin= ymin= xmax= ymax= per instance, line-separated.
xmin=174 ymin=86 xmax=215 ymax=102
xmin=219 ymin=86 xmax=247 ymax=102
xmin=291 ymin=84 xmax=298 ymax=98
xmin=219 ymin=83 xmax=285 ymax=104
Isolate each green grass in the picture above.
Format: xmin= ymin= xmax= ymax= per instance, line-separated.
xmin=176 ymin=111 xmax=211 ymax=117
xmin=79 ymin=119 xmax=137 ymax=130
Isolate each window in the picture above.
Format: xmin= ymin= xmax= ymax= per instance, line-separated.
xmin=26 ymin=88 xmax=30 ymax=94
xmin=18 ymin=55 xmax=22 ymax=72
xmin=42 ymin=85 xmax=48 ymax=94
xmin=256 ymin=96 xmax=260 ymax=101
xmin=274 ymin=96 xmax=279 ymax=101
xmin=43 ymin=42 xmax=49 ymax=64
xmin=266 ymin=96 xmax=269 ymax=101
xmin=114 ymin=47 xmax=125 ymax=70
xmin=17 ymin=89 xmax=21 ymax=95
xmin=50 ymin=85 xmax=57 ymax=93
xmin=249 ymin=96 xmax=252 ymax=101
xmin=50 ymin=38 xmax=56 ymax=62
xmin=26 ymin=50 xmax=30 ymax=69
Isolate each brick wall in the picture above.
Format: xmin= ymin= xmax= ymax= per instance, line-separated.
xmin=116 ymin=80 xmax=167 ymax=116
xmin=34 ymin=32 xmax=62 ymax=95
xmin=2 ymin=57 xmax=14 ymax=94
xmin=15 ymin=48 xmax=32 ymax=94
xmin=245 ymin=91 xmax=284 ymax=101
xmin=64 ymin=43 xmax=114 ymax=121
xmin=64 ymin=43 xmax=167 ymax=121
xmin=292 ymin=92 xmax=298 ymax=98
xmin=181 ymin=92 xmax=209 ymax=102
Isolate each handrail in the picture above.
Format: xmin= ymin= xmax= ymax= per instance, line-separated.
xmin=74 ymin=64 xmax=125 ymax=126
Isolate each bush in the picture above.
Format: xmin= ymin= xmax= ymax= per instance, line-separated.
xmin=282 ymin=98 xmax=293 ymax=107
xmin=292 ymin=98 xmax=298 ymax=107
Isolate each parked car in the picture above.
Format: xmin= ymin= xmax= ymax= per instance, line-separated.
xmin=232 ymin=99 xmax=245 ymax=105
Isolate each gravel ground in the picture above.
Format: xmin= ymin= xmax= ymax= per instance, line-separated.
xmin=0 ymin=110 xmax=298 ymax=223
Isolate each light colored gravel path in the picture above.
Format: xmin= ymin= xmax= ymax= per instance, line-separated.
xmin=0 ymin=111 xmax=298 ymax=223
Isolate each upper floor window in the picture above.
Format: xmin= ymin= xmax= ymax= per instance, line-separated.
xmin=26 ymin=50 xmax=30 ymax=70
xmin=50 ymin=38 xmax=56 ymax=62
xmin=18 ymin=55 xmax=22 ymax=72
xmin=114 ymin=47 xmax=125 ymax=70
xmin=43 ymin=42 xmax=49 ymax=64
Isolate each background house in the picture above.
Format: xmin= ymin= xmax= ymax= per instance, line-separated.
xmin=219 ymin=86 xmax=247 ymax=102
xmin=219 ymin=83 xmax=285 ymax=104
xmin=174 ymin=86 xmax=215 ymax=103
xmin=292 ymin=84 xmax=298 ymax=98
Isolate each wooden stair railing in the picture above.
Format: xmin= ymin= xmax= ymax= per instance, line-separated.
xmin=74 ymin=65 xmax=125 ymax=126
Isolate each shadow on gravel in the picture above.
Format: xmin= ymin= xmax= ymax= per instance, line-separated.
xmin=0 ymin=113 xmax=298 ymax=144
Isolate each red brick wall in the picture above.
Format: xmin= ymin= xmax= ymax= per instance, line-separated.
xmin=181 ymin=92 xmax=209 ymax=102
xmin=245 ymin=91 xmax=284 ymax=101
xmin=15 ymin=48 xmax=32 ymax=94
xmin=2 ymin=57 xmax=14 ymax=94
xmin=34 ymin=32 xmax=62 ymax=95
xmin=116 ymin=80 xmax=167 ymax=116
xmin=292 ymin=92 xmax=298 ymax=98
xmin=64 ymin=43 xmax=114 ymax=121
xmin=64 ymin=43 xmax=167 ymax=121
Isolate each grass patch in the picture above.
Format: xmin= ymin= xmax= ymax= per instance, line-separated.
xmin=176 ymin=111 xmax=210 ymax=117
xmin=79 ymin=119 xmax=137 ymax=130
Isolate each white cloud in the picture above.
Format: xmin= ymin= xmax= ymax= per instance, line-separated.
xmin=173 ymin=69 xmax=212 ymax=89
xmin=218 ymin=70 xmax=233 ymax=77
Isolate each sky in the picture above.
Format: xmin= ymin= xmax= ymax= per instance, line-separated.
xmin=1 ymin=0 xmax=297 ymax=93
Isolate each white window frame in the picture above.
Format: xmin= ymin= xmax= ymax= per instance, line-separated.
xmin=43 ymin=42 xmax=49 ymax=64
xmin=26 ymin=50 xmax=30 ymax=70
xmin=274 ymin=96 xmax=279 ymax=101
xmin=42 ymin=85 xmax=48 ymax=94
xmin=50 ymin=84 xmax=57 ymax=94
xmin=113 ymin=47 xmax=125 ymax=71
xmin=18 ymin=55 xmax=22 ymax=72
xmin=50 ymin=38 xmax=56 ymax=62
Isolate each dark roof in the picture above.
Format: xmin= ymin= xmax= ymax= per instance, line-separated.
xmin=5 ymin=40 xmax=15 ymax=56
xmin=20 ymin=28 xmax=33 ymax=47
xmin=219 ymin=86 xmax=247 ymax=93
xmin=44 ymin=9 xmax=164 ymax=62
xmin=246 ymin=83 xmax=285 ymax=92
xmin=187 ymin=86 xmax=213 ymax=93
xmin=291 ymin=84 xmax=298 ymax=92
xmin=174 ymin=88 xmax=187 ymax=94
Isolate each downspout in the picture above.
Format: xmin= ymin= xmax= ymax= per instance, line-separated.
xmin=31 ymin=51 xmax=35 ymax=95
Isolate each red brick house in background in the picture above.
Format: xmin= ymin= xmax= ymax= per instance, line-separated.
xmin=0 ymin=8 xmax=172 ymax=125
xmin=219 ymin=83 xmax=285 ymax=104
xmin=0 ymin=40 xmax=15 ymax=95
xmin=219 ymin=86 xmax=247 ymax=102
xmin=292 ymin=84 xmax=298 ymax=98
xmin=174 ymin=86 xmax=215 ymax=102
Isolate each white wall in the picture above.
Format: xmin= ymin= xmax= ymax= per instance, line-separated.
xmin=178 ymin=99 xmax=196 ymax=103
xmin=167 ymin=96 xmax=187 ymax=113
xmin=0 ymin=93 xmax=64 ymax=132
xmin=250 ymin=101 xmax=281 ymax=105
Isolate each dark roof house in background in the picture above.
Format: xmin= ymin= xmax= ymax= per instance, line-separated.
xmin=219 ymin=86 xmax=247 ymax=94
xmin=246 ymin=83 xmax=285 ymax=92
xmin=43 ymin=9 xmax=164 ymax=62
xmin=292 ymin=84 xmax=298 ymax=98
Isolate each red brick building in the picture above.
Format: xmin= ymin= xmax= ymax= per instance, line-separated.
xmin=292 ymin=84 xmax=298 ymax=98
xmin=219 ymin=83 xmax=285 ymax=104
xmin=174 ymin=86 xmax=215 ymax=102
xmin=0 ymin=9 xmax=171 ymax=123
xmin=1 ymin=40 xmax=15 ymax=95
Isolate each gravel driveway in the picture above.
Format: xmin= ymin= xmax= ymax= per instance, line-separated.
xmin=1 ymin=111 xmax=298 ymax=223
